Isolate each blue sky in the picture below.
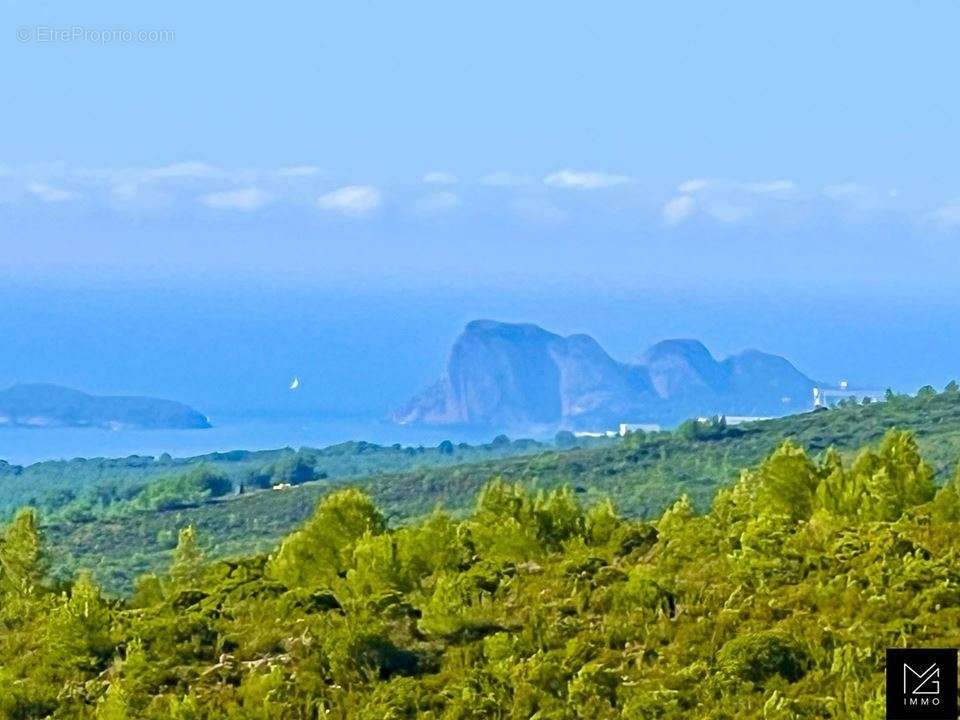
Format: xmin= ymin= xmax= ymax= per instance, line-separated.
xmin=4 ymin=0 xmax=960 ymax=273
xmin=3 ymin=1 xmax=960 ymax=417
xmin=4 ymin=1 xmax=960 ymax=180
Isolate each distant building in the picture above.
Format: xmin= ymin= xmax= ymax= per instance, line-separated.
xmin=812 ymin=385 xmax=886 ymax=408
xmin=573 ymin=430 xmax=618 ymax=438
xmin=695 ymin=415 xmax=770 ymax=426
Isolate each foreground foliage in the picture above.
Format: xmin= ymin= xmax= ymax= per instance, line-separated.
xmin=42 ymin=386 xmax=960 ymax=592
xmin=3 ymin=430 xmax=960 ymax=718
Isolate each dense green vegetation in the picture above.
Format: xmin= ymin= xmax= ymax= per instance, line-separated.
xmin=40 ymin=386 xmax=960 ymax=593
xmin=2 ymin=428 xmax=960 ymax=717
xmin=0 ymin=435 xmax=561 ymax=518
xmin=53 ymin=466 xmax=235 ymax=522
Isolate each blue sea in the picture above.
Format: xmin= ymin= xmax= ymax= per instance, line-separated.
xmin=0 ymin=415 xmax=509 ymax=467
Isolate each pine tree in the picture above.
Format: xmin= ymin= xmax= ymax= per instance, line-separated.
xmin=268 ymin=488 xmax=385 ymax=589
xmin=169 ymin=526 xmax=205 ymax=589
xmin=95 ymin=682 xmax=130 ymax=720
xmin=0 ymin=508 xmax=46 ymax=595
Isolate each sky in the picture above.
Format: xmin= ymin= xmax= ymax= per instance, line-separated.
xmin=3 ymin=0 xmax=960 ymax=421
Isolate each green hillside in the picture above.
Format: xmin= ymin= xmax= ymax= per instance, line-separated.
xmin=41 ymin=385 xmax=960 ymax=592
xmin=0 ymin=435 xmax=561 ymax=518
xmin=3 ymin=428 xmax=960 ymax=718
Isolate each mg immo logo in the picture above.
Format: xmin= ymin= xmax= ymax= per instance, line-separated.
xmin=905 ymin=662 xmax=941 ymax=698
xmin=887 ymin=649 xmax=958 ymax=720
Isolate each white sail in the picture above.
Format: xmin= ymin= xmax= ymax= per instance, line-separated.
xmin=289 ymin=376 xmax=300 ymax=390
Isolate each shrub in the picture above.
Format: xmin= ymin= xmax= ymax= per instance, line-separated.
xmin=717 ymin=632 xmax=808 ymax=684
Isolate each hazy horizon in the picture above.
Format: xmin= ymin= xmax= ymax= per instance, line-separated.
xmin=2 ymin=274 xmax=957 ymax=421
xmin=5 ymin=0 xmax=960 ymax=456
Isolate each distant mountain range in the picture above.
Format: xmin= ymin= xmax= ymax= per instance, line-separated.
xmin=0 ymin=384 xmax=210 ymax=430
xmin=394 ymin=320 xmax=817 ymax=430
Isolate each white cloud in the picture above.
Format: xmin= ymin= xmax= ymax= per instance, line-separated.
xmin=144 ymin=161 xmax=222 ymax=180
xmin=677 ymin=178 xmax=711 ymax=193
xmin=414 ymin=191 xmax=461 ymax=216
xmin=422 ymin=171 xmax=458 ymax=185
xmin=317 ymin=185 xmax=381 ymax=215
xmin=111 ymin=183 xmax=140 ymax=201
xmin=27 ymin=182 xmax=80 ymax=203
xmin=744 ymin=180 xmax=797 ymax=194
xmin=680 ymin=178 xmax=795 ymax=195
xmin=822 ymin=182 xmax=882 ymax=218
xmin=823 ymin=182 xmax=867 ymax=199
xmin=665 ymin=179 xmax=798 ymax=225
xmin=927 ymin=200 xmax=960 ymax=230
xmin=543 ymin=169 xmax=630 ymax=189
xmin=107 ymin=181 xmax=175 ymax=212
xmin=199 ymin=187 xmax=269 ymax=211
xmin=276 ymin=165 xmax=320 ymax=177
xmin=662 ymin=195 xmax=695 ymax=225
xmin=705 ymin=201 xmax=751 ymax=223
xmin=0 ymin=164 xmax=910 ymax=231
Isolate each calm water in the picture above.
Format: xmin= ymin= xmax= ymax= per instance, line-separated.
xmin=0 ymin=415 xmax=512 ymax=466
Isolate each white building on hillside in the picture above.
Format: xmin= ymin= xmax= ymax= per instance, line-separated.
xmin=813 ymin=383 xmax=886 ymax=408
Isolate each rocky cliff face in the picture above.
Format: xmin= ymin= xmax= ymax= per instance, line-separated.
xmin=394 ymin=320 xmax=817 ymax=430
xmin=394 ymin=321 xmax=653 ymax=428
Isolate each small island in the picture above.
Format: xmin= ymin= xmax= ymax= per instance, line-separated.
xmin=0 ymin=383 xmax=211 ymax=430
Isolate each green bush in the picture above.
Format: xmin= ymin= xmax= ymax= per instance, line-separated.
xmin=717 ymin=632 xmax=809 ymax=684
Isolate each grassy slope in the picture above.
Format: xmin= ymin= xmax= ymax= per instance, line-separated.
xmin=44 ymin=390 xmax=960 ymax=592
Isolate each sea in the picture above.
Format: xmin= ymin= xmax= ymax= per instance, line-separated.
xmin=0 ymin=415 xmax=514 ymax=467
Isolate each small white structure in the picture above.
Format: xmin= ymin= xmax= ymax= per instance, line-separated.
xmin=573 ymin=430 xmax=618 ymax=438
xmin=696 ymin=415 xmax=770 ymax=426
xmin=813 ymin=384 xmax=886 ymax=408
xmin=724 ymin=416 xmax=772 ymax=426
